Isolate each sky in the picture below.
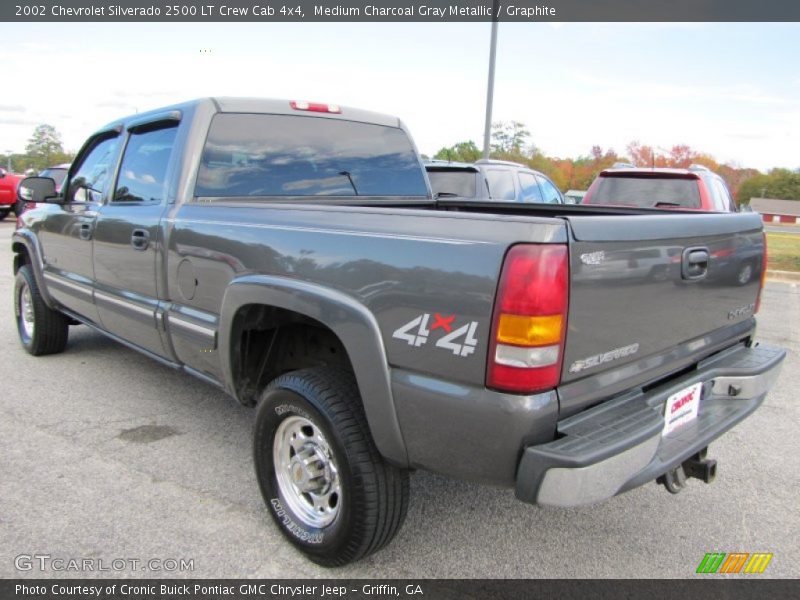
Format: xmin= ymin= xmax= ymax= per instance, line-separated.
xmin=0 ymin=22 xmax=798 ymax=172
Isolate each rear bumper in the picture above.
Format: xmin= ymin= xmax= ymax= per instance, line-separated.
xmin=515 ymin=343 xmax=785 ymax=507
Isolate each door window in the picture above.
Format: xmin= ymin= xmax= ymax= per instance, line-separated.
xmin=536 ymin=175 xmax=562 ymax=204
xmin=114 ymin=126 xmax=178 ymax=203
xmin=485 ymin=169 xmax=516 ymax=200
xmin=67 ymin=136 xmax=120 ymax=203
xmin=518 ymin=172 xmax=544 ymax=202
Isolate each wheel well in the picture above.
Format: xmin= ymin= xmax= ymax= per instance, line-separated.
xmin=12 ymin=242 xmax=30 ymax=274
xmin=230 ymin=304 xmax=354 ymax=406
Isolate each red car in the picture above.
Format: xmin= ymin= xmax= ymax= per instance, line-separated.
xmin=0 ymin=168 xmax=22 ymax=220
xmin=582 ymin=164 xmax=736 ymax=212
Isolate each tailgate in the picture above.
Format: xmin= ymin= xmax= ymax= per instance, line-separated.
xmin=561 ymin=212 xmax=765 ymax=389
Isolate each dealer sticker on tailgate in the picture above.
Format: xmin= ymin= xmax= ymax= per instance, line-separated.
xmin=663 ymin=382 xmax=703 ymax=436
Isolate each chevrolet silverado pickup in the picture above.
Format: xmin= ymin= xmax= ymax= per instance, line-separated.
xmin=12 ymin=98 xmax=785 ymax=566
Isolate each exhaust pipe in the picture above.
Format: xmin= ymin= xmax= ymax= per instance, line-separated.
xmin=657 ymin=448 xmax=717 ymax=493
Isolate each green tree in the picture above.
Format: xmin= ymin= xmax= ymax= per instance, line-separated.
xmin=433 ymin=140 xmax=482 ymax=163
xmin=25 ymin=124 xmax=66 ymax=171
xmin=491 ymin=121 xmax=530 ymax=155
xmin=737 ymin=169 xmax=800 ymax=205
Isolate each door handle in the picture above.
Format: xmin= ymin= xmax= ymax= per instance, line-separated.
xmin=79 ymin=223 xmax=93 ymax=241
xmin=131 ymin=228 xmax=150 ymax=251
xmin=682 ymin=247 xmax=709 ymax=280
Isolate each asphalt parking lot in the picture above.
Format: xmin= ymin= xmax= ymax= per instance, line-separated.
xmin=0 ymin=219 xmax=797 ymax=579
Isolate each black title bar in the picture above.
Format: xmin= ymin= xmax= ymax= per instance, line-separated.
xmin=3 ymin=0 xmax=800 ymax=22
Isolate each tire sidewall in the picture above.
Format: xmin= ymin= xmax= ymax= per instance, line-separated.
xmin=254 ymin=386 xmax=354 ymax=559
xmin=14 ymin=267 xmax=35 ymax=350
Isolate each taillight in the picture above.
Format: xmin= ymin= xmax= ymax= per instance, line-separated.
xmin=487 ymin=244 xmax=569 ymax=394
xmin=755 ymin=232 xmax=768 ymax=313
xmin=290 ymin=100 xmax=341 ymax=114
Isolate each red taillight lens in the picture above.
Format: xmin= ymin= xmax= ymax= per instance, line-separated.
xmin=487 ymin=244 xmax=569 ymax=394
xmin=290 ymin=100 xmax=341 ymax=114
xmin=755 ymin=232 xmax=768 ymax=313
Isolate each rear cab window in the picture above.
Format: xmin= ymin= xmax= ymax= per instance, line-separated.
xmin=195 ymin=114 xmax=428 ymax=198
xmin=586 ymin=175 xmax=702 ymax=208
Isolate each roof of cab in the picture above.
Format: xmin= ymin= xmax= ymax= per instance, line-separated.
xmin=97 ymin=97 xmax=402 ymax=135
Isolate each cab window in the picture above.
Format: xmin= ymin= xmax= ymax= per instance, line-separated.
xmin=114 ymin=126 xmax=178 ymax=203
xmin=67 ymin=136 xmax=120 ymax=203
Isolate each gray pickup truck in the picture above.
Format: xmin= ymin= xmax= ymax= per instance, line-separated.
xmin=12 ymin=98 xmax=785 ymax=566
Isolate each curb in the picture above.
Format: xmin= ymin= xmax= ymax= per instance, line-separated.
xmin=766 ymin=269 xmax=800 ymax=283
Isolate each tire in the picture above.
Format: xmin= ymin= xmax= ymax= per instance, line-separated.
xmin=0 ymin=209 xmax=9 ymax=221
xmin=254 ymin=367 xmax=410 ymax=567
xmin=14 ymin=265 xmax=69 ymax=355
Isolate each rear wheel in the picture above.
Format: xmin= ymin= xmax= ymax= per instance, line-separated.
xmin=14 ymin=265 xmax=69 ymax=355
xmin=0 ymin=209 xmax=9 ymax=221
xmin=253 ymin=367 xmax=409 ymax=566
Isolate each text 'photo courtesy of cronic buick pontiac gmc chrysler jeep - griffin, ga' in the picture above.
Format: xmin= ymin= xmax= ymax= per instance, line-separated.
xmin=12 ymin=98 xmax=785 ymax=566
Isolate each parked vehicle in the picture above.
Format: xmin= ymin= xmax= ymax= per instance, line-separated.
xmin=425 ymin=158 xmax=564 ymax=203
xmin=0 ymin=168 xmax=22 ymax=220
xmin=582 ymin=165 xmax=736 ymax=211
xmin=12 ymin=98 xmax=784 ymax=566
xmin=15 ymin=163 xmax=70 ymax=217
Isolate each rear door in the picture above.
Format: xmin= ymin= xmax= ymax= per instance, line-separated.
xmin=92 ymin=119 xmax=179 ymax=357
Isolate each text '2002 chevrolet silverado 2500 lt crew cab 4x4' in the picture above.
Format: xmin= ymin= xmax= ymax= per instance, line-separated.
xmin=12 ymin=98 xmax=785 ymax=566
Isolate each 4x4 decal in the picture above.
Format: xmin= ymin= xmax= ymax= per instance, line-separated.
xmin=392 ymin=313 xmax=479 ymax=357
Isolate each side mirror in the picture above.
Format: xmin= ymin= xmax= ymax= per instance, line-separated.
xmin=0 ymin=168 xmax=6 ymax=179
xmin=18 ymin=177 xmax=59 ymax=203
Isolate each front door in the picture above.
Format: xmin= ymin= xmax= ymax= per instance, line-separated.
xmin=92 ymin=123 xmax=179 ymax=357
xmin=37 ymin=133 xmax=122 ymax=324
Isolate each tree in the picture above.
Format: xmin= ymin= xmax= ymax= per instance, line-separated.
xmin=491 ymin=121 xmax=530 ymax=155
xmin=737 ymin=169 xmax=800 ymax=205
xmin=25 ymin=124 xmax=66 ymax=171
xmin=433 ymin=140 xmax=481 ymax=163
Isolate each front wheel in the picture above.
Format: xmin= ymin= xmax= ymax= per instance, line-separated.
xmin=253 ymin=367 xmax=409 ymax=567
xmin=14 ymin=265 xmax=69 ymax=355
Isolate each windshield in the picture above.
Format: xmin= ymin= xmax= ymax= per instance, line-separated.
xmin=426 ymin=169 xmax=477 ymax=198
xmin=586 ymin=175 xmax=701 ymax=208
xmin=196 ymin=114 xmax=428 ymax=198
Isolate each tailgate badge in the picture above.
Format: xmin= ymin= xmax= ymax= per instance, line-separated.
xmin=580 ymin=250 xmax=605 ymax=265
xmin=728 ymin=303 xmax=755 ymax=320
xmin=569 ymin=343 xmax=640 ymax=373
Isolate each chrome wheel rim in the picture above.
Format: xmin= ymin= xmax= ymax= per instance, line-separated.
xmin=19 ymin=283 xmax=34 ymax=340
xmin=273 ymin=415 xmax=341 ymax=528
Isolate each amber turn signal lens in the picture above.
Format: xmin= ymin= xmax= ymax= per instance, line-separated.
xmin=496 ymin=314 xmax=563 ymax=347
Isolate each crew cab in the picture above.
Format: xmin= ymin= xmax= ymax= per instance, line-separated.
xmin=425 ymin=158 xmax=564 ymax=203
xmin=12 ymin=98 xmax=784 ymax=566
xmin=583 ymin=164 xmax=736 ymax=212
